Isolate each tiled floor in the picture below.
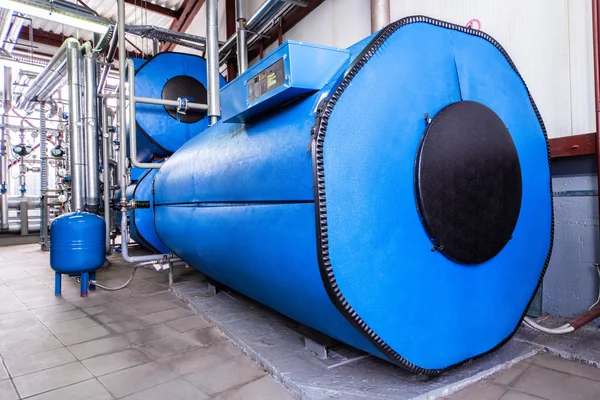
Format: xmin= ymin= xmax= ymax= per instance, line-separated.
xmin=445 ymin=353 xmax=600 ymax=400
xmin=0 ymin=244 xmax=295 ymax=399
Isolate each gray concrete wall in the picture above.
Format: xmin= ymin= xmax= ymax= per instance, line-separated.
xmin=543 ymin=156 xmax=600 ymax=323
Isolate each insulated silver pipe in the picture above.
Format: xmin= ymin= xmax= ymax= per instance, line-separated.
xmin=102 ymin=99 xmax=112 ymax=254
xmin=206 ymin=0 xmax=220 ymax=125
xmin=83 ymin=45 xmax=100 ymax=212
xmin=17 ymin=38 xmax=77 ymax=110
xmin=0 ymin=115 xmax=8 ymax=232
xmin=7 ymin=223 xmax=40 ymax=234
xmin=117 ymin=0 xmax=172 ymax=263
xmin=3 ymin=67 xmax=12 ymax=112
xmin=39 ymin=104 xmax=48 ymax=248
xmin=1 ymin=66 xmax=10 ymax=231
xmin=219 ymin=0 xmax=280 ymax=58
xmin=370 ymin=0 xmax=390 ymax=33
xmin=236 ymin=0 xmax=248 ymax=74
xmin=66 ymin=40 xmax=85 ymax=212
xmin=0 ymin=10 xmax=13 ymax=51
xmin=127 ymin=61 xmax=159 ymax=170
xmin=134 ymin=96 xmax=208 ymax=109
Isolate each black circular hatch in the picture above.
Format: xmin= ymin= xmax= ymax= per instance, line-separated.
xmin=161 ymin=75 xmax=207 ymax=123
xmin=414 ymin=101 xmax=522 ymax=265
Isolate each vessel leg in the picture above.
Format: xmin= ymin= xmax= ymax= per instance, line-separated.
xmin=80 ymin=272 xmax=89 ymax=297
xmin=54 ymin=272 xmax=61 ymax=296
xmin=89 ymin=271 xmax=96 ymax=291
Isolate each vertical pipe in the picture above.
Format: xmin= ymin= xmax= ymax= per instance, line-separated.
xmin=67 ymin=40 xmax=84 ymax=211
xmin=39 ymin=104 xmax=48 ymax=249
xmin=102 ymin=100 xmax=111 ymax=254
xmin=117 ymin=0 xmax=128 ymax=212
xmin=83 ymin=46 xmax=100 ymax=212
xmin=206 ymin=0 xmax=221 ymax=125
xmin=152 ymin=39 xmax=159 ymax=56
xmin=235 ymin=0 xmax=248 ymax=74
xmin=19 ymin=201 xmax=28 ymax=235
xmin=1 ymin=66 xmax=11 ymax=231
xmin=593 ymin=0 xmax=600 ymax=236
xmin=370 ymin=0 xmax=390 ymax=33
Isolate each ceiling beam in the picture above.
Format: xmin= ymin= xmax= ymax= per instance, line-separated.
xmin=247 ymin=0 xmax=326 ymax=61
xmin=124 ymin=0 xmax=180 ymax=19
xmin=18 ymin=28 xmax=145 ymax=59
xmin=161 ymin=0 xmax=206 ymax=52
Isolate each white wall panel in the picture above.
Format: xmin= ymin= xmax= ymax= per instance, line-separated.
xmin=177 ymin=1 xmax=595 ymax=138
xmin=568 ymin=0 xmax=595 ymax=136
xmin=391 ymin=0 xmax=572 ymax=139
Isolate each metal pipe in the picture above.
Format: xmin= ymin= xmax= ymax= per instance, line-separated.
xmin=3 ymin=13 xmax=25 ymax=54
xmin=126 ymin=61 xmax=208 ymax=169
xmin=0 ymin=10 xmax=13 ymax=51
xmin=127 ymin=60 xmax=160 ymax=170
xmin=219 ymin=0 xmax=280 ymax=59
xmin=1 ymin=66 xmax=10 ymax=231
xmin=3 ymin=67 xmax=12 ymax=112
xmin=236 ymin=0 xmax=248 ymax=74
xmin=370 ymin=0 xmax=390 ymax=33
xmin=66 ymin=39 xmax=85 ymax=211
xmin=102 ymin=99 xmax=111 ymax=254
xmin=134 ymin=96 xmax=208 ymax=109
xmin=206 ymin=0 xmax=221 ymax=125
xmin=6 ymin=223 xmax=39 ymax=234
xmin=17 ymin=38 xmax=77 ymax=110
xmin=117 ymin=0 xmax=172 ymax=263
xmin=83 ymin=44 xmax=100 ymax=212
xmin=98 ymin=20 xmax=119 ymax=93
xmin=39 ymin=103 xmax=48 ymax=248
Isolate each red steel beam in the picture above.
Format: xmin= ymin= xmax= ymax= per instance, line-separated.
xmin=161 ymin=0 xmax=206 ymax=52
xmin=549 ymin=133 xmax=597 ymax=158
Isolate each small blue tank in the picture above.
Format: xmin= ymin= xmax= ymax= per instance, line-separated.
xmin=50 ymin=212 xmax=105 ymax=297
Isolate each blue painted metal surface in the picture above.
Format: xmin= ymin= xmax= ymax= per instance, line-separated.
xmin=221 ymin=41 xmax=349 ymax=123
xmin=130 ymin=166 xmax=169 ymax=254
xmin=50 ymin=212 xmax=105 ymax=296
xmin=152 ymin=20 xmax=552 ymax=371
xmin=133 ymin=52 xmax=227 ymax=162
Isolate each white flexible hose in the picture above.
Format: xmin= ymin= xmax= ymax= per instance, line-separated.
xmin=523 ymin=317 xmax=574 ymax=334
xmin=92 ymin=261 xmax=155 ymax=291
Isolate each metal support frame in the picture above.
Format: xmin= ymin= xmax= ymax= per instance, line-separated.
xmin=0 ymin=66 xmax=10 ymax=232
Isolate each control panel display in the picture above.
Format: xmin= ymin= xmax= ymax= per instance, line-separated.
xmin=247 ymin=58 xmax=285 ymax=102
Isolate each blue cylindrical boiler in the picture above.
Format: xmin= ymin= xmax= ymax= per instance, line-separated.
xmin=152 ymin=17 xmax=553 ymax=374
xmin=133 ymin=52 xmax=227 ymax=162
xmin=50 ymin=212 xmax=105 ymax=297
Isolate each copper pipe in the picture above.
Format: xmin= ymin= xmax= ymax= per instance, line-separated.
xmin=568 ymin=303 xmax=600 ymax=329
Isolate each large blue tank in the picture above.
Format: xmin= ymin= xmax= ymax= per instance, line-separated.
xmin=152 ymin=17 xmax=553 ymax=374
xmin=50 ymin=212 xmax=105 ymax=297
xmin=133 ymin=52 xmax=227 ymax=162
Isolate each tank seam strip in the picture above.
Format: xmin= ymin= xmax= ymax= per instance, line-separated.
xmin=312 ymin=15 xmax=554 ymax=376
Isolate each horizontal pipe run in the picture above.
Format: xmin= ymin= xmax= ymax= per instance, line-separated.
xmin=134 ymin=96 xmax=208 ymax=110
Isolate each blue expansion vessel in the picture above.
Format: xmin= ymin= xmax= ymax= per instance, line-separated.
xmin=133 ymin=52 xmax=227 ymax=162
xmin=147 ymin=17 xmax=552 ymax=374
xmin=50 ymin=212 xmax=105 ymax=297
